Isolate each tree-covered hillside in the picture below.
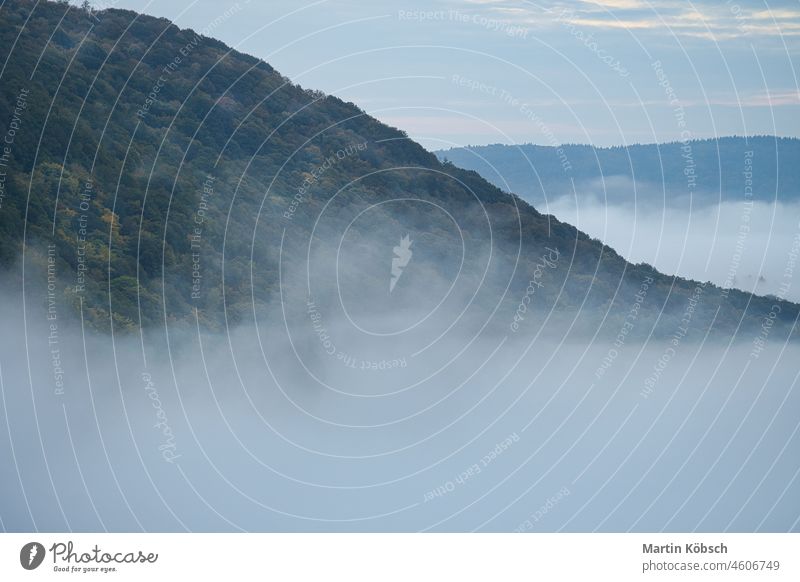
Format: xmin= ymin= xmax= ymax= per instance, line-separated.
xmin=0 ymin=0 xmax=796 ymax=342
xmin=435 ymin=137 xmax=800 ymax=207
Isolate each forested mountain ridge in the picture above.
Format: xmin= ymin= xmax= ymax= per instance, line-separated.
xmin=435 ymin=137 xmax=800 ymax=208
xmin=0 ymin=0 xmax=796 ymax=343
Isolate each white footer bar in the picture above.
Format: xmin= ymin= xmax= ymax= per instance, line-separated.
xmin=1 ymin=533 xmax=797 ymax=581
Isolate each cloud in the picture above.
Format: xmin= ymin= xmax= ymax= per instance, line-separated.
xmin=706 ymin=90 xmax=800 ymax=108
xmin=463 ymin=0 xmax=800 ymax=40
xmin=583 ymin=0 xmax=651 ymax=9
xmin=751 ymin=9 xmax=800 ymax=21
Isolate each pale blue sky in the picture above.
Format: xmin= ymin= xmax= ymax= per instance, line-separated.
xmin=84 ymin=0 xmax=799 ymax=149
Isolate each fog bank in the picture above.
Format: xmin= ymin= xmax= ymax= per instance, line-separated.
xmin=1 ymin=278 xmax=798 ymax=532
xmin=545 ymin=195 xmax=800 ymax=303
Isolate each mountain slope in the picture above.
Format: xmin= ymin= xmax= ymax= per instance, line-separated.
xmin=435 ymin=137 xmax=800 ymax=208
xmin=0 ymin=0 xmax=796 ymax=343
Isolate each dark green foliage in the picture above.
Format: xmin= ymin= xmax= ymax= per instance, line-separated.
xmin=0 ymin=0 xmax=796 ymax=341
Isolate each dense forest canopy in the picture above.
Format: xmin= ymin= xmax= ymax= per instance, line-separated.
xmin=0 ymin=0 xmax=796 ymax=344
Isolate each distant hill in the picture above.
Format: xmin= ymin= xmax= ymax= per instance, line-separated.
xmin=0 ymin=0 xmax=796 ymax=342
xmin=435 ymin=137 xmax=800 ymax=208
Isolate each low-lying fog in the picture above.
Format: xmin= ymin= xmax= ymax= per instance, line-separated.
xmin=540 ymin=182 xmax=800 ymax=303
xmin=1 ymin=274 xmax=798 ymax=533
